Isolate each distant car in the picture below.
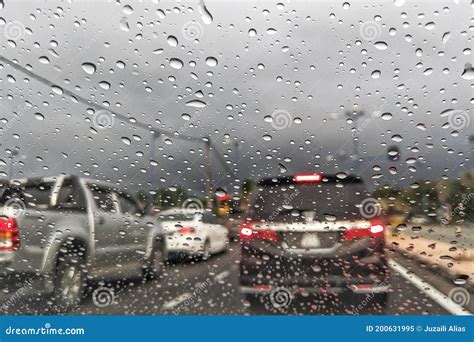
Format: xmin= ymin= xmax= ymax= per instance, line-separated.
xmin=0 ymin=175 xmax=166 ymax=308
xmin=239 ymin=173 xmax=390 ymax=310
xmin=159 ymin=208 xmax=229 ymax=259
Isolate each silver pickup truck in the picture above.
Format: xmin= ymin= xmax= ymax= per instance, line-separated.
xmin=0 ymin=175 xmax=166 ymax=308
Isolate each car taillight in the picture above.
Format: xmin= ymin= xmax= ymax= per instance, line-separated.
xmin=0 ymin=217 xmax=20 ymax=251
xmin=239 ymin=223 xmax=279 ymax=241
xmin=343 ymin=221 xmax=385 ymax=240
xmin=177 ymin=227 xmax=195 ymax=234
xmin=293 ymin=173 xmax=322 ymax=183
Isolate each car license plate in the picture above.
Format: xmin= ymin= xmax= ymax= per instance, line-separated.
xmin=300 ymin=233 xmax=321 ymax=248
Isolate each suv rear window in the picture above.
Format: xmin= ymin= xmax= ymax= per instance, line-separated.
xmin=250 ymin=179 xmax=369 ymax=222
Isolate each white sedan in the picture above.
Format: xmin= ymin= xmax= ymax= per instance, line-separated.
xmin=159 ymin=208 xmax=229 ymax=259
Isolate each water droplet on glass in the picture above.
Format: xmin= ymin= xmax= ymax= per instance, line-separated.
xmin=99 ymin=81 xmax=111 ymax=90
xmin=169 ymin=58 xmax=184 ymax=69
xmin=198 ymin=0 xmax=213 ymax=24
xmin=391 ymin=134 xmax=403 ymax=142
xmin=374 ymin=41 xmax=388 ymax=50
xmin=51 ymin=85 xmax=63 ymax=95
xmin=324 ymin=213 xmax=337 ymax=222
xmin=371 ymin=70 xmax=381 ymax=79
xmin=39 ymin=56 xmax=50 ymax=64
xmin=425 ymin=22 xmax=435 ymax=30
xmin=123 ymin=4 xmax=133 ymax=15
xmin=81 ymin=62 xmax=96 ymax=75
xmin=453 ymin=275 xmax=468 ymax=286
xmin=185 ymin=99 xmax=207 ymax=108
xmin=461 ymin=64 xmax=474 ymax=80
xmin=266 ymin=28 xmax=277 ymax=35
xmin=205 ymin=57 xmax=218 ymax=67
xmin=167 ymin=35 xmax=178 ymax=47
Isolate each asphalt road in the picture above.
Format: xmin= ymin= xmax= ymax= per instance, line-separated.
xmin=2 ymin=242 xmax=471 ymax=316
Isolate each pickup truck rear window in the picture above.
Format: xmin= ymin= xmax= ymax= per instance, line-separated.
xmin=0 ymin=182 xmax=54 ymax=209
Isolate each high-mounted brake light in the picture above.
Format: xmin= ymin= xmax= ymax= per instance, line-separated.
xmin=177 ymin=227 xmax=195 ymax=234
xmin=293 ymin=173 xmax=322 ymax=183
xmin=239 ymin=223 xmax=279 ymax=241
xmin=0 ymin=217 xmax=20 ymax=251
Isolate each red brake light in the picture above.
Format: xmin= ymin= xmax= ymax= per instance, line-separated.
xmin=239 ymin=223 xmax=279 ymax=241
xmin=0 ymin=217 xmax=20 ymax=251
xmin=293 ymin=173 xmax=322 ymax=183
xmin=177 ymin=227 xmax=195 ymax=234
xmin=240 ymin=225 xmax=253 ymax=238
xmin=343 ymin=221 xmax=385 ymax=240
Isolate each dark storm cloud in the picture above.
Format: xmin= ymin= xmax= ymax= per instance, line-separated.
xmin=0 ymin=0 xmax=472 ymax=194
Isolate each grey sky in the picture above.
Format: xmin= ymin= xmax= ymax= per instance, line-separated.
xmin=0 ymin=0 xmax=472 ymax=195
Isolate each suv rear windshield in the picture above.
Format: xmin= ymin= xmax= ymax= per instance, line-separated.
xmin=249 ymin=179 xmax=369 ymax=222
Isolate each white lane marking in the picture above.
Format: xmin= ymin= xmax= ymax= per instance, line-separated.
xmin=389 ymin=260 xmax=471 ymax=316
xmin=163 ymin=269 xmax=231 ymax=310
xmin=162 ymin=293 xmax=193 ymax=309
xmin=215 ymin=270 xmax=230 ymax=281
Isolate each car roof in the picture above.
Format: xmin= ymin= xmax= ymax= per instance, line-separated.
xmin=8 ymin=175 xmax=126 ymax=193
